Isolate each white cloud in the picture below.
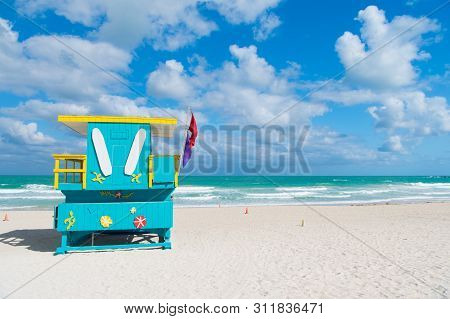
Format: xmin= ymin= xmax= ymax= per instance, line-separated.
xmin=378 ymin=135 xmax=405 ymax=153
xmin=90 ymin=1 xmax=217 ymax=51
xmin=0 ymin=18 xmax=132 ymax=101
xmin=227 ymin=44 xmax=281 ymax=89
xmin=319 ymin=6 xmax=449 ymax=153
xmin=0 ymin=94 xmax=194 ymax=167
xmin=147 ymin=44 xmax=327 ymax=125
xmin=312 ymin=86 xmax=377 ymax=106
xmin=17 ymin=0 xmax=282 ymax=51
xmin=305 ymin=128 xmax=380 ymax=164
xmin=335 ymin=5 xmax=439 ymax=88
xmin=0 ymin=95 xmax=189 ymax=125
xmin=280 ymin=61 xmax=301 ymax=79
xmin=95 ymin=95 xmax=195 ymax=124
xmin=0 ymin=117 xmax=55 ymax=145
xmin=0 ymin=18 xmax=184 ymax=122
xmin=253 ymin=12 xmax=281 ymax=41
xmin=147 ymin=60 xmax=194 ymax=100
xmin=208 ymin=0 xmax=281 ymax=23
xmin=0 ymin=100 xmax=89 ymax=119
xmin=368 ymin=91 xmax=450 ymax=136
xmin=95 ymin=95 xmax=153 ymax=116
xmin=18 ymin=0 xmax=105 ymax=26
xmin=0 ymin=114 xmax=79 ymax=172
xmin=314 ymin=83 xmax=450 ymax=152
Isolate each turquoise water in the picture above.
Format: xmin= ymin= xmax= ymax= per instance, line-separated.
xmin=1 ymin=175 xmax=450 ymax=210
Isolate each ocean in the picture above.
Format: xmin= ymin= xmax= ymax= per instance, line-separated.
xmin=1 ymin=175 xmax=450 ymax=210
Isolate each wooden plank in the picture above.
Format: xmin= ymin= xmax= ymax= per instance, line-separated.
xmin=148 ymin=155 xmax=154 ymax=188
xmin=53 ymin=168 xmax=85 ymax=173
xmin=82 ymin=158 xmax=86 ymax=189
xmin=58 ymin=115 xmax=176 ymax=125
xmin=54 ymin=159 xmax=60 ymax=189
xmin=56 ymin=241 xmax=171 ymax=254
xmin=52 ymin=154 xmax=86 ymax=160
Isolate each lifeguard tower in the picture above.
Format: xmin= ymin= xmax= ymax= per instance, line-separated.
xmin=52 ymin=115 xmax=179 ymax=254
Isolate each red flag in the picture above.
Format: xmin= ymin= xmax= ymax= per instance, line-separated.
xmin=188 ymin=113 xmax=198 ymax=147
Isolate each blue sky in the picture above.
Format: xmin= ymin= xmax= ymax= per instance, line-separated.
xmin=0 ymin=0 xmax=449 ymax=175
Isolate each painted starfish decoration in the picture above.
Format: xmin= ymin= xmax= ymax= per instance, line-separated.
xmin=130 ymin=207 xmax=137 ymax=214
xmin=91 ymin=172 xmax=106 ymax=184
xmin=131 ymin=173 xmax=142 ymax=183
xmin=64 ymin=211 xmax=76 ymax=230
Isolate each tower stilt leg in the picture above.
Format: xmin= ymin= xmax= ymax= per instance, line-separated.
xmin=55 ymin=232 xmax=68 ymax=255
xmin=163 ymin=228 xmax=171 ymax=249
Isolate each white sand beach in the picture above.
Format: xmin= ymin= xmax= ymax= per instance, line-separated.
xmin=0 ymin=203 xmax=449 ymax=299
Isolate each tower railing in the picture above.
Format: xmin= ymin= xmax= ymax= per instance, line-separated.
xmin=52 ymin=154 xmax=87 ymax=189
xmin=53 ymin=153 xmax=179 ymax=190
xmin=148 ymin=154 xmax=181 ymax=188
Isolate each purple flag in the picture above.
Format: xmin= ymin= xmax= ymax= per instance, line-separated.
xmin=182 ymin=113 xmax=197 ymax=167
xmin=182 ymin=135 xmax=192 ymax=167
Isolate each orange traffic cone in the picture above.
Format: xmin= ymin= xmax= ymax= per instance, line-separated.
xmin=3 ymin=213 xmax=9 ymax=221
xmin=244 ymin=207 xmax=248 ymax=215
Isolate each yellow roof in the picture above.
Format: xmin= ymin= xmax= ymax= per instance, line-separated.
xmin=58 ymin=115 xmax=177 ymax=137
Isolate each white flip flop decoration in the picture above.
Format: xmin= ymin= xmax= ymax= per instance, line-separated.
xmin=92 ymin=128 xmax=112 ymax=176
xmin=124 ymin=128 xmax=146 ymax=176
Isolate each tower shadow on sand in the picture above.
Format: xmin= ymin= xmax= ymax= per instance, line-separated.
xmin=0 ymin=229 xmax=60 ymax=252
xmin=0 ymin=229 xmax=161 ymax=253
